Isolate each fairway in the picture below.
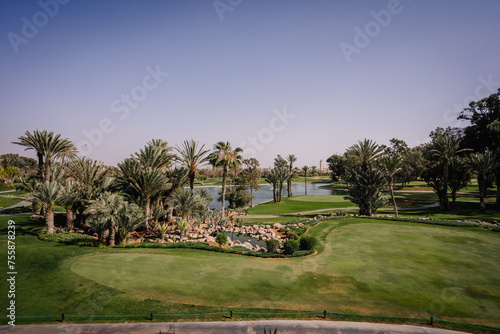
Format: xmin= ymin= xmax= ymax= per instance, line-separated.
xmin=70 ymin=220 xmax=500 ymax=325
xmin=248 ymin=195 xmax=352 ymax=215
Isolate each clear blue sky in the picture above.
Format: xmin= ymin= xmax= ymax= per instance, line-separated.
xmin=1 ymin=0 xmax=499 ymax=168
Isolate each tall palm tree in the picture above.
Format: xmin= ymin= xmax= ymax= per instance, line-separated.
xmin=175 ymin=140 xmax=210 ymax=190
xmin=135 ymin=139 xmax=174 ymax=170
xmin=24 ymin=181 xmax=65 ymax=234
xmin=13 ymin=130 xmax=77 ymax=183
xmin=60 ymin=181 xmax=81 ymax=229
xmin=301 ymin=166 xmax=310 ymax=195
xmin=430 ymin=135 xmax=469 ymax=211
xmin=286 ymin=154 xmax=297 ymax=197
xmin=348 ymin=139 xmax=384 ymax=171
xmin=381 ymin=154 xmax=403 ymax=217
xmin=209 ymin=141 xmax=243 ymax=219
xmin=470 ymin=152 xmax=498 ymax=212
xmin=85 ymin=192 xmax=124 ymax=246
xmin=265 ymin=169 xmax=280 ymax=202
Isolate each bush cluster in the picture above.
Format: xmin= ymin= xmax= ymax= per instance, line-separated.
xmin=299 ymin=235 xmax=317 ymax=250
xmin=116 ymin=241 xmax=314 ymax=258
xmin=265 ymin=239 xmax=280 ymax=253
xmin=38 ymin=231 xmax=100 ymax=246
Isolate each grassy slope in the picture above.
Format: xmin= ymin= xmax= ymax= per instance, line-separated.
xmin=0 ymin=196 xmax=24 ymax=208
xmin=2 ymin=215 xmax=499 ymax=329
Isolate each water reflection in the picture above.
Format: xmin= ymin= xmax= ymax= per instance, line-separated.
xmin=198 ymin=182 xmax=336 ymax=209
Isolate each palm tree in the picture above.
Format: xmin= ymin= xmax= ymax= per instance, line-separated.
xmin=209 ymin=141 xmax=243 ymax=219
xmin=85 ymin=192 xmax=124 ymax=246
xmin=170 ymin=188 xmax=199 ymax=221
xmin=135 ymin=139 xmax=174 ymax=170
xmin=470 ymin=152 xmax=498 ymax=212
xmin=13 ymin=130 xmax=77 ymax=183
xmin=301 ymin=166 xmax=310 ymax=195
xmin=265 ymin=169 xmax=280 ymax=202
xmin=24 ymin=181 xmax=65 ymax=234
xmin=448 ymin=156 xmax=471 ymax=209
xmin=60 ymin=181 xmax=81 ymax=229
xmin=194 ymin=188 xmax=214 ymax=211
xmin=348 ymin=139 xmax=384 ymax=171
xmin=344 ymin=168 xmax=387 ymax=216
xmin=381 ymin=154 xmax=403 ymax=217
xmin=175 ymin=140 xmax=210 ymax=190
xmin=286 ymin=154 xmax=297 ymax=197
xmin=115 ymin=202 xmax=145 ymax=245
xmin=430 ymin=135 xmax=470 ymax=211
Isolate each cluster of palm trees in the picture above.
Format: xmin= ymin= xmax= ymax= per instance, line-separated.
xmin=340 ymin=135 xmax=498 ymax=216
xmin=13 ymin=130 xmax=245 ymax=245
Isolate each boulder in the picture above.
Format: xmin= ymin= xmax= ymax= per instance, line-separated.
xmin=272 ymin=223 xmax=282 ymax=229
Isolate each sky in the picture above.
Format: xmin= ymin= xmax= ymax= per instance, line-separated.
xmin=1 ymin=0 xmax=500 ymax=169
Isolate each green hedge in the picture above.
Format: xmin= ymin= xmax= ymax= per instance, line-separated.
xmin=38 ymin=231 xmax=101 ymax=246
xmin=115 ymin=241 xmax=314 ymax=258
xmin=365 ymin=216 xmax=500 ymax=231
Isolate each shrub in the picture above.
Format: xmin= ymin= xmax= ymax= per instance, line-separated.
xmin=283 ymin=240 xmax=299 ymax=255
xmin=285 ymin=230 xmax=299 ymax=240
xmin=299 ymin=235 xmax=317 ymax=250
xmin=266 ymin=239 xmax=280 ymax=253
xmin=216 ymin=233 xmax=228 ymax=246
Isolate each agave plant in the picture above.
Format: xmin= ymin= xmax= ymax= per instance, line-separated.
xmin=157 ymin=222 xmax=169 ymax=240
xmin=176 ymin=218 xmax=190 ymax=239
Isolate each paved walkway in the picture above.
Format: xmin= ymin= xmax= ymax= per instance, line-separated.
xmin=0 ymin=320 xmax=470 ymax=334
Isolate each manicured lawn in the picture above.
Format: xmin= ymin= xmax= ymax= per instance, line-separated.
xmin=1 ymin=215 xmax=499 ymax=330
xmin=0 ymin=185 xmax=15 ymax=192
xmin=248 ymin=195 xmax=353 ymax=215
xmin=0 ymin=196 xmax=24 ymax=208
xmin=397 ymin=201 xmax=500 ymax=222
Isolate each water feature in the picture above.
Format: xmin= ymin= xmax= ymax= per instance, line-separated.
xmin=224 ymin=232 xmax=267 ymax=249
xmin=198 ymin=182 xmax=339 ymax=209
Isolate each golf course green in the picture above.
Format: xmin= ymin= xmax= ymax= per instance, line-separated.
xmin=68 ymin=219 xmax=500 ymax=326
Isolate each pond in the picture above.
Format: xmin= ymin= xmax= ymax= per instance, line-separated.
xmin=198 ymin=182 xmax=338 ymax=209
xmin=224 ymin=232 xmax=268 ymax=249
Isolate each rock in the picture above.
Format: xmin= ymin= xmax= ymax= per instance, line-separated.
xmin=298 ymin=223 xmax=304 ymax=226
xmin=242 ymin=242 xmax=253 ymax=249
xmin=253 ymin=245 xmax=261 ymax=251
xmin=258 ymin=229 xmax=266 ymax=235
xmin=272 ymin=223 xmax=282 ymax=229
xmin=207 ymin=236 xmax=216 ymax=242
xmin=233 ymin=240 xmax=241 ymax=245
xmin=167 ymin=239 xmax=173 ymax=243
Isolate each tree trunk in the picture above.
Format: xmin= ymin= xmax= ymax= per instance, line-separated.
xmin=167 ymin=207 xmax=173 ymax=223
xmin=496 ymin=168 xmax=500 ymax=209
xmin=442 ymin=160 xmax=450 ymax=211
xmin=451 ymin=191 xmax=457 ymax=210
xmin=479 ymin=176 xmax=486 ymax=212
xmin=32 ymin=201 xmax=38 ymax=214
xmin=250 ymin=187 xmax=254 ymax=207
xmin=189 ymin=169 xmax=195 ymax=190
xmin=145 ymin=198 xmax=151 ymax=230
xmin=109 ymin=220 xmax=116 ymax=246
xmin=221 ymin=166 xmax=228 ymax=219
xmin=44 ymin=158 xmax=51 ymax=182
xmin=304 ymin=176 xmax=307 ymax=195
xmin=389 ymin=178 xmax=398 ymax=218
xmin=66 ymin=208 xmax=75 ymax=229
xmin=45 ymin=205 xmax=55 ymax=234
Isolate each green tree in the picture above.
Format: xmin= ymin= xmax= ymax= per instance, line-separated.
xmin=13 ymin=130 xmax=77 ymax=183
xmin=238 ymin=158 xmax=261 ymax=207
xmin=85 ymin=192 xmax=125 ymax=246
xmin=285 ymin=154 xmax=297 ymax=197
xmin=381 ymin=154 xmax=403 ymax=217
xmin=429 ymin=134 xmax=469 ymax=211
xmin=448 ymin=156 xmax=471 ymax=210
xmin=348 ymin=138 xmax=384 ymax=171
xmin=470 ymin=152 xmax=498 ymax=212
xmin=344 ymin=168 xmax=387 ymax=216
xmin=301 ymin=166 xmax=310 ymax=195
xmin=209 ymin=141 xmax=243 ymax=219
xmin=24 ymin=181 xmax=65 ymax=234
xmin=459 ymin=89 xmax=500 ymax=207
xmin=175 ymin=139 xmax=210 ymax=190
xmin=115 ymin=202 xmax=145 ymax=245
xmin=326 ymin=154 xmax=346 ymax=182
